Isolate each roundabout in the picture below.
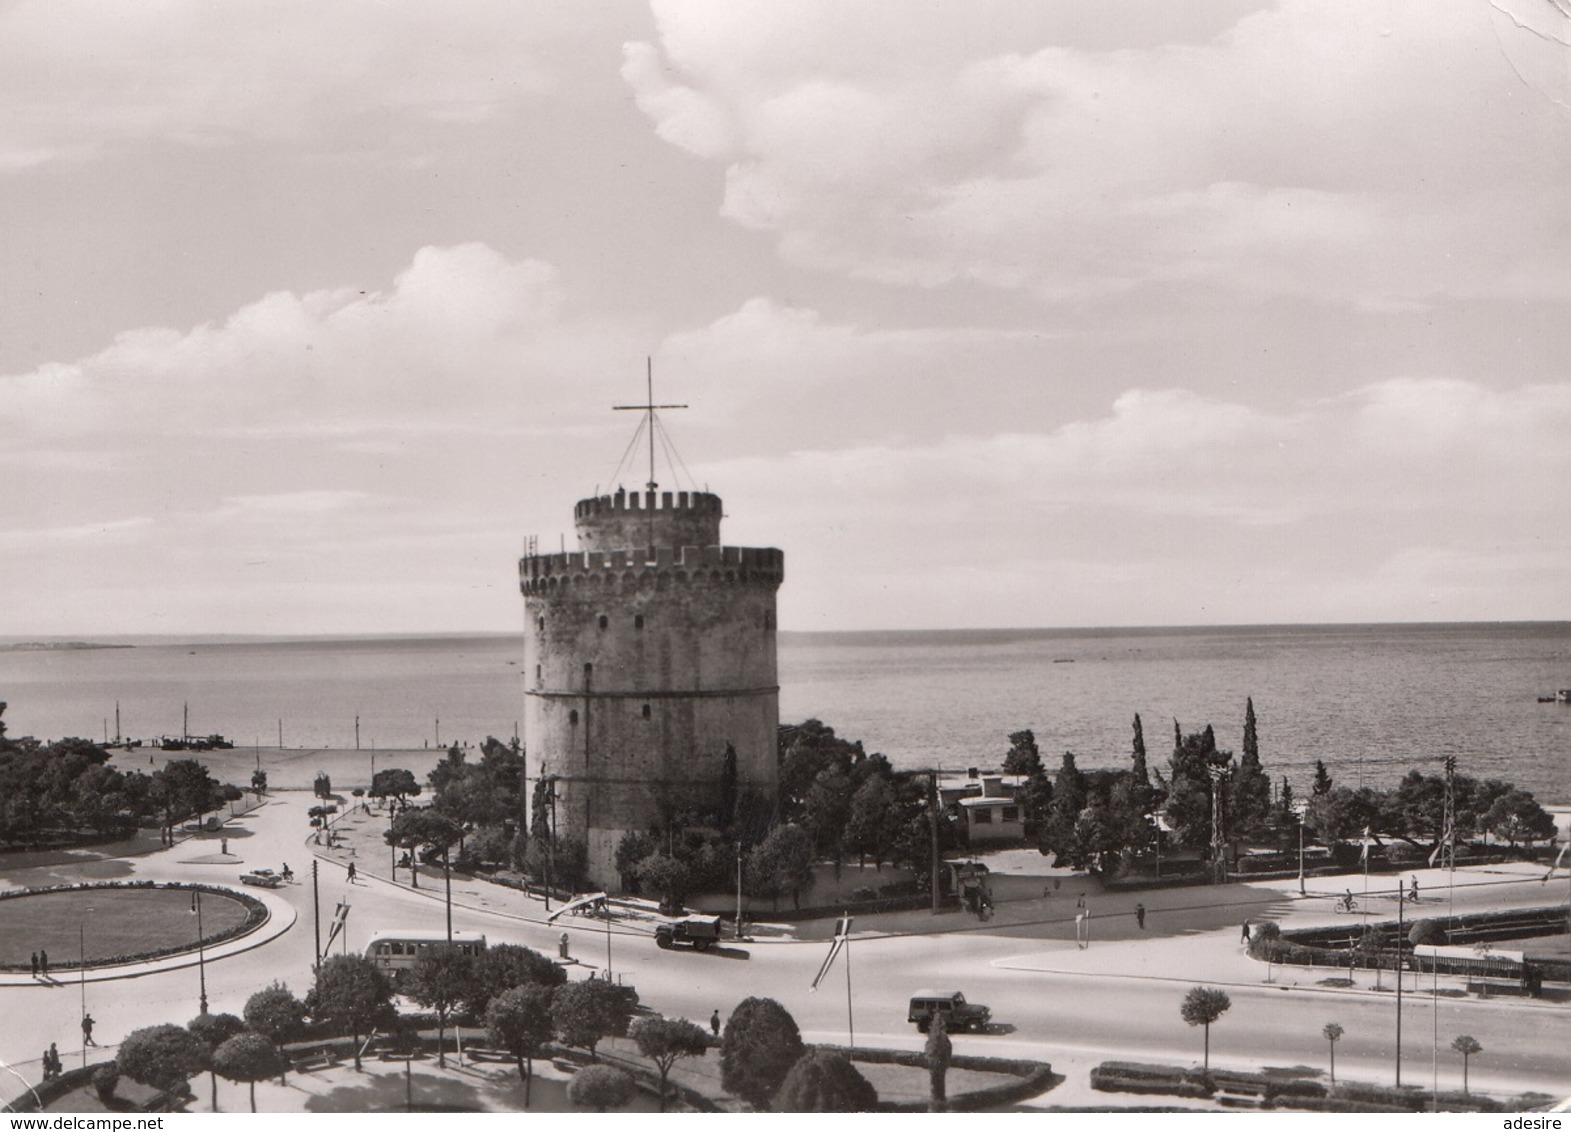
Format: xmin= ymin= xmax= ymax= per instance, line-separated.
xmin=0 ymin=883 xmax=275 ymax=974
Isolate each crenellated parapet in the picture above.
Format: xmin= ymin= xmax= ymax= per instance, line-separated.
xmin=519 ymin=544 xmax=783 ymax=594
xmin=574 ymin=488 xmax=723 ymax=553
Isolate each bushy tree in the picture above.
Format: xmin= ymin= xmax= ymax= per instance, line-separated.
xmin=1180 ymin=987 xmax=1232 ymax=1070
xmin=615 ymin=831 xmax=656 ymax=892
xmin=118 ymin=1024 xmax=207 ymax=1096
xmin=242 ymin=983 xmax=305 ymax=1084
xmin=1003 ymin=729 xmax=1042 ymax=776
xmin=405 ymin=943 xmax=480 ymax=1067
xmin=384 ymin=808 xmax=462 ymax=887
xmin=1165 ymin=727 xmax=1230 ymax=853
xmin=720 ymin=997 xmax=805 ymax=1111
xmin=746 ymin=824 xmax=815 ymax=911
xmin=637 ymin=853 xmax=692 ymax=913
xmin=485 ymin=984 xmax=556 ymax=1104
xmin=187 ymin=1013 xmax=245 ymax=1112
xmin=465 ymin=943 xmax=565 ymax=1017
xmin=1040 ymin=751 xmax=1087 ymax=861
xmin=307 ymin=955 xmax=393 ymax=1070
xmin=631 ymin=1016 xmax=710 ymax=1111
xmin=551 ymin=979 xmax=637 ymax=1061
xmin=369 ymin=767 xmax=421 ymax=807
xmin=1312 ymin=760 xmax=1333 ymax=796
xmin=567 ymin=1064 xmax=636 ymax=1112
xmin=211 ymin=1032 xmax=284 ymax=1113
xmin=775 ymin=1050 xmax=877 ymax=1113
xmin=1483 ymin=790 xmax=1556 ymax=846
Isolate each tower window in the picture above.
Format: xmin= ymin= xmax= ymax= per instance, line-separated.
xmin=535 ymin=664 xmax=542 ymax=681
xmin=598 ymin=614 xmax=608 ymax=630
xmin=641 ymin=703 xmax=652 ymax=719
xmin=634 ymin=614 xmax=645 ymax=630
xmin=537 ymin=616 xmax=545 ymax=631
xmin=569 ymin=709 xmax=579 ymax=725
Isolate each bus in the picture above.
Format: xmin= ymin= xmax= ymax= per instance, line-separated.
xmin=365 ymin=929 xmax=487 ymax=974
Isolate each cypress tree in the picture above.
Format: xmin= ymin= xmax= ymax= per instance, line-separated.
xmin=1131 ymin=715 xmax=1149 ymax=785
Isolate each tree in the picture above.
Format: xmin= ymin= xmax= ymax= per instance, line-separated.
xmin=1041 ymin=751 xmax=1088 ymax=861
xmin=1003 ymin=729 xmax=1042 ymax=776
xmin=720 ymin=997 xmax=806 ymax=1111
xmin=567 ymin=1064 xmax=636 ymax=1112
xmin=637 ymin=853 xmax=692 ymax=914
xmin=745 ymin=824 xmax=815 ymax=911
xmin=1312 ymin=760 xmax=1333 ymax=796
xmin=118 ymin=1024 xmax=208 ymax=1096
xmin=615 ymin=831 xmax=656 ymax=892
xmin=370 ymin=767 xmax=421 ymax=807
xmin=1322 ymin=1022 xmax=1343 ymax=1085
xmin=243 ymin=983 xmax=305 ymax=1084
xmin=307 ymin=955 xmax=393 ymax=1070
xmin=551 ymin=978 xmax=638 ymax=1061
xmin=1131 ymin=715 xmax=1150 ymax=786
xmin=1228 ymin=699 xmax=1272 ymax=839
xmin=631 ymin=1016 xmax=710 ymax=1111
xmin=1451 ymin=1034 xmax=1482 ymax=1094
xmin=845 ymin=773 xmax=901 ymax=869
xmin=1483 ymin=789 xmax=1556 ymax=846
xmin=384 ymin=808 xmax=462 ymax=888
xmin=465 ymin=943 xmax=566 ymax=1017
xmin=1165 ymin=728 xmax=1229 ymax=852
xmin=187 ymin=1013 xmax=245 ymax=1112
xmin=775 ymin=1050 xmax=878 ymax=1113
xmin=405 ymin=943 xmax=480 ymax=1068
xmin=212 ymin=1032 xmax=284 ymax=1113
xmin=803 ymin=765 xmax=854 ymax=875
xmin=925 ymin=1012 xmax=952 ymax=1112
xmin=485 ymin=984 xmax=556 ymax=1105
xmin=1180 ymin=987 xmax=1232 ymax=1070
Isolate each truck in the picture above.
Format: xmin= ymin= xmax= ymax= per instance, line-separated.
xmin=654 ymin=914 xmax=723 ymax=952
xmin=907 ymin=990 xmax=991 ymax=1033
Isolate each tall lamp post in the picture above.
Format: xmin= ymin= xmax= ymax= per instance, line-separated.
xmin=190 ymin=889 xmax=208 ymax=1015
xmin=78 ymin=906 xmax=93 ymax=1070
xmin=1293 ymin=800 xmax=1309 ymax=896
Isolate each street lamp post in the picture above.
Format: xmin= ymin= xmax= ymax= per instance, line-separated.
xmin=191 ymin=889 xmax=208 ymax=1015
xmin=1292 ymin=800 xmax=1309 ymax=896
xmin=78 ymin=913 xmax=90 ymax=1070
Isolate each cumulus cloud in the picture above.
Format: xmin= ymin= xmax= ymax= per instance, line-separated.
xmin=626 ymin=0 xmax=1571 ymax=306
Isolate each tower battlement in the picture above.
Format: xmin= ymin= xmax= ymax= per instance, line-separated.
xmin=519 ymin=544 xmax=783 ymax=594
xmin=574 ymin=488 xmax=722 ymax=521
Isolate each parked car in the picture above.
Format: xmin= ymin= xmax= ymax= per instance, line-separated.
xmin=240 ymin=870 xmax=284 ymax=889
xmin=907 ymin=990 xmax=991 ymax=1033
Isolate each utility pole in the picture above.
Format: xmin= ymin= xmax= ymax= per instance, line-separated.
xmin=312 ymin=859 xmax=322 ymax=970
xmin=444 ymin=847 xmax=453 ymax=944
xmin=929 ymin=771 xmax=942 ymax=914
xmin=1396 ymin=886 xmax=1404 ymax=1087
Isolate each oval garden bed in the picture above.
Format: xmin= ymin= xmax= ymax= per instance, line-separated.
xmin=0 ymin=882 xmax=267 ymax=971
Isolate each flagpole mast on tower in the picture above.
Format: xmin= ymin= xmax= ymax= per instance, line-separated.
xmin=614 ymin=357 xmax=687 ymax=493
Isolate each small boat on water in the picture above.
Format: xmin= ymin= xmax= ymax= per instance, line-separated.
xmin=1539 ymin=690 xmax=1571 ymax=704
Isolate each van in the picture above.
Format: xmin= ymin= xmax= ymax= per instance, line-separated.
xmin=907 ymin=990 xmax=991 ymax=1033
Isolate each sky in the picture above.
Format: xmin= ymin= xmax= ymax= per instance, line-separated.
xmin=2 ymin=0 xmax=1568 ymax=636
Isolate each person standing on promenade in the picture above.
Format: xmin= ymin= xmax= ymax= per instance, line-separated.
xmin=82 ymin=1014 xmax=97 ymax=1046
xmin=347 ymin=861 xmax=357 ymax=884
xmin=30 ymin=952 xmax=38 ymax=979
xmin=47 ymin=1043 xmax=60 ymax=1078
xmin=39 ymin=949 xmax=48 ymax=977
xmin=1136 ymin=903 xmax=1146 ymax=930
xmin=710 ymin=1010 xmax=721 ymax=1038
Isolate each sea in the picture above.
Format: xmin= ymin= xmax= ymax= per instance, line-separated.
xmin=0 ymin=623 xmax=1567 ymax=803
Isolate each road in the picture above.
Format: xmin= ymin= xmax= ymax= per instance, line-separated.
xmin=2 ymin=792 xmax=1567 ymax=1109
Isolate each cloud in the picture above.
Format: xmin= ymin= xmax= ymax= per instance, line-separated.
xmin=0 ymin=1 xmax=573 ymax=169
xmin=627 ymin=0 xmax=1571 ymax=307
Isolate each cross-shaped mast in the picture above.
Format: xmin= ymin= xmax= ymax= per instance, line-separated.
xmin=613 ymin=357 xmax=687 ymax=492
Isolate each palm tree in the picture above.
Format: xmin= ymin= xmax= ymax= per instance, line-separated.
xmin=1322 ymin=1023 xmax=1343 ymax=1085
xmin=1450 ymin=1035 xmax=1482 ymax=1095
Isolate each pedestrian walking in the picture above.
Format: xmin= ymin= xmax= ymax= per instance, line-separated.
xmin=1241 ymin=921 xmax=1251 ymax=944
xmin=559 ymin=932 xmax=570 ymax=960
xmin=82 ymin=1013 xmax=96 ymax=1046
xmin=221 ymin=837 xmax=228 ymax=855
xmin=1409 ymin=875 xmax=1419 ymax=902
xmin=48 ymin=1043 xmax=59 ymax=1079
xmin=710 ymin=1010 xmax=721 ymax=1038
xmin=1136 ymin=903 xmax=1146 ymax=930
xmin=39 ymin=949 xmax=48 ymax=976
xmin=41 ymin=1047 xmax=53 ymax=1080
xmin=347 ymin=861 xmax=357 ymax=884
xmin=30 ymin=952 xmax=38 ymax=979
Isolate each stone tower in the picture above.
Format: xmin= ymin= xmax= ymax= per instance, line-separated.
xmin=520 ymin=486 xmax=784 ymax=886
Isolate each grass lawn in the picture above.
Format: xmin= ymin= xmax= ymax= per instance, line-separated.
xmin=0 ymin=888 xmax=251 ymax=967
